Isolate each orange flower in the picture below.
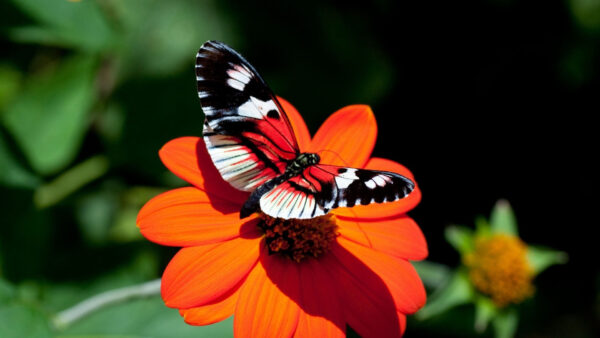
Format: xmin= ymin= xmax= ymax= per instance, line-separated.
xmin=137 ymin=98 xmax=427 ymax=337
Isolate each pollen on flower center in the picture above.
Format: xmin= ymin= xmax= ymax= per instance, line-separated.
xmin=257 ymin=213 xmax=339 ymax=262
xmin=464 ymin=234 xmax=534 ymax=307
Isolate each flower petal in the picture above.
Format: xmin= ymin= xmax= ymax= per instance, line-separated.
xmin=234 ymin=252 xmax=301 ymax=338
xmin=161 ymin=237 xmax=260 ymax=309
xmin=337 ymin=215 xmax=428 ymax=261
xmin=332 ymin=157 xmax=421 ymax=218
xmin=295 ymin=311 xmax=345 ymax=338
xmin=336 ymin=237 xmax=426 ymax=315
xmin=294 ymin=259 xmax=345 ymax=338
xmin=179 ymin=282 xmax=242 ymax=326
xmin=308 ymin=105 xmax=377 ymax=167
xmin=277 ymin=96 xmax=311 ymax=151
xmin=322 ymin=244 xmax=403 ymax=338
xmin=159 ymin=136 xmax=249 ymax=205
xmin=397 ymin=313 xmax=407 ymax=336
xmin=137 ymin=187 xmax=260 ymax=247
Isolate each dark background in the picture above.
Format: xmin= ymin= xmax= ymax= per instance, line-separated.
xmin=0 ymin=0 xmax=598 ymax=337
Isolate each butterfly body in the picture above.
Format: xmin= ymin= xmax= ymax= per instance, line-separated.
xmin=240 ymin=152 xmax=320 ymax=218
xmin=196 ymin=40 xmax=415 ymax=220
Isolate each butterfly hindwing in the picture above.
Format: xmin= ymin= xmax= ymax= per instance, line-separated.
xmin=197 ymin=41 xmax=299 ymax=191
xmin=259 ymin=174 xmax=328 ymax=219
xmin=259 ymin=164 xmax=415 ymax=219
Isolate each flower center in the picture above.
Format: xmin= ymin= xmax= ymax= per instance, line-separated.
xmin=257 ymin=213 xmax=339 ymax=262
xmin=463 ymin=234 xmax=534 ymax=307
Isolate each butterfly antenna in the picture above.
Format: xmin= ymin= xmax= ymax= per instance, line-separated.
xmin=317 ymin=149 xmax=350 ymax=166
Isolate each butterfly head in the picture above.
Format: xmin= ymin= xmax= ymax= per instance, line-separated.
xmin=297 ymin=153 xmax=320 ymax=166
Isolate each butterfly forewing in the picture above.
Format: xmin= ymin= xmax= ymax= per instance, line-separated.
xmin=196 ymin=41 xmax=300 ymax=191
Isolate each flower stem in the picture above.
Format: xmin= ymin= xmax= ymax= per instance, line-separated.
xmin=52 ymin=278 xmax=161 ymax=330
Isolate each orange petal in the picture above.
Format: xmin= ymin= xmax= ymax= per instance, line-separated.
xmin=397 ymin=313 xmax=407 ymax=336
xmin=179 ymin=281 xmax=242 ymax=326
xmin=332 ymin=157 xmax=421 ymax=219
xmin=336 ymin=237 xmax=426 ymax=315
xmin=137 ymin=187 xmax=261 ymax=247
xmin=294 ymin=259 xmax=345 ymax=338
xmin=337 ymin=215 xmax=428 ymax=261
xmin=322 ymin=245 xmax=403 ymax=338
xmin=277 ymin=96 xmax=311 ymax=151
xmin=234 ymin=252 xmax=301 ymax=338
xmin=161 ymin=237 xmax=260 ymax=309
xmin=295 ymin=311 xmax=345 ymax=338
xmin=308 ymin=105 xmax=377 ymax=167
xmin=159 ymin=137 xmax=249 ymax=205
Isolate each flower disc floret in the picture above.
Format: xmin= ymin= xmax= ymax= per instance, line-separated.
xmin=258 ymin=214 xmax=339 ymax=262
xmin=464 ymin=234 xmax=534 ymax=307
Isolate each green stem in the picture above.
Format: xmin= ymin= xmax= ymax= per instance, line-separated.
xmin=52 ymin=278 xmax=161 ymax=330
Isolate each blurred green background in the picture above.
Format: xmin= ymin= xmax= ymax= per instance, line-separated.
xmin=0 ymin=0 xmax=597 ymax=337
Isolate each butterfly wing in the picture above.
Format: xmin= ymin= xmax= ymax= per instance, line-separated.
xmin=196 ymin=40 xmax=299 ymax=191
xmin=259 ymin=164 xmax=415 ymax=219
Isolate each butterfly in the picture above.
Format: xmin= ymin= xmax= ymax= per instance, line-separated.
xmin=196 ymin=41 xmax=415 ymax=220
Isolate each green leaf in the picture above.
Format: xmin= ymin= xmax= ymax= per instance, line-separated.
xmin=59 ymin=296 xmax=233 ymax=338
xmin=411 ymin=260 xmax=451 ymax=289
xmin=0 ymin=131 xmax=40 ymax=188
xmin=474 ymin=215 xmax=491 ymax=236
xmin=0 ymin=278 xmax=16 ymax=303
xmin=0 ymin=303 xmax=52 ymax=338
xmin=0 ymin=279 xmax=51 ymax=338
xmin=527 ymin=245 xmax=568 ymax=275
xmin=569 ymin=0 xmax=600 ymax=33
xmin=490 ymin=199 xmax=518 ymax=236
xmin=95 ymin=102 xmax=125 ymax=144
xmin=474 ymin=297 xmax=497 ymax=333
xmin=8 ymin=0 xmax=114 ymax=52
xmin=40 ymin=251 xmax=159 ymax=314
xmin=2 ymin=55 xmax=97 ymax=175
xmin=109 ymin=0 xmax=234 ymax=77
xmin=445 ymin=225 xmax=474 ymax=255
xmin=492 ymin=308 xmax=519 ymax=338
xmin=109 ymin=186 xmax=168 ymax=242
xmin=75 ymin=188 xmax=118 ymax=245
xmin=109 ymin=205 xmax=143 ymax=242
xmin=416 ymin=270 xmax=475 ymax=320
xmin=0 ymin=64 xmax=22 ymax=111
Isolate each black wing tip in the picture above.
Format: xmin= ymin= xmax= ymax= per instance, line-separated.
xmin=380 ymin=170 xmax=415 ymax=191
xmin=405 ymin=176 xmax=416 ymax=191
xmin=239 ymin=209 xmax=252 ymax=219
xmin=198 ymin=40 xmax=240 ymax=58
xmin=196 ymin=40 xmax=263 ymax=79
xmin=204 ymin=40 xmax=225 ymax=46
xmin=240 ymin=197 xmax=260 ymax=219
xmin=397 ymin=174 xmax=416 ymax=197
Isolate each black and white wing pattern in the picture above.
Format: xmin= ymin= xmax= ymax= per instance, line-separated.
xmin=196 ymin=41 xmax=300 ymax=192
xmin=259 ymin=164 xmax=415 ymax=219
xmin=196 ymin=40 xmax=416 ymax=220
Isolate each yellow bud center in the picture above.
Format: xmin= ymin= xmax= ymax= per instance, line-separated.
xmin=464 ymin=234 xmax=534 ymax=307
xmin=258 ymin=213 xmax=339 ymax=262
